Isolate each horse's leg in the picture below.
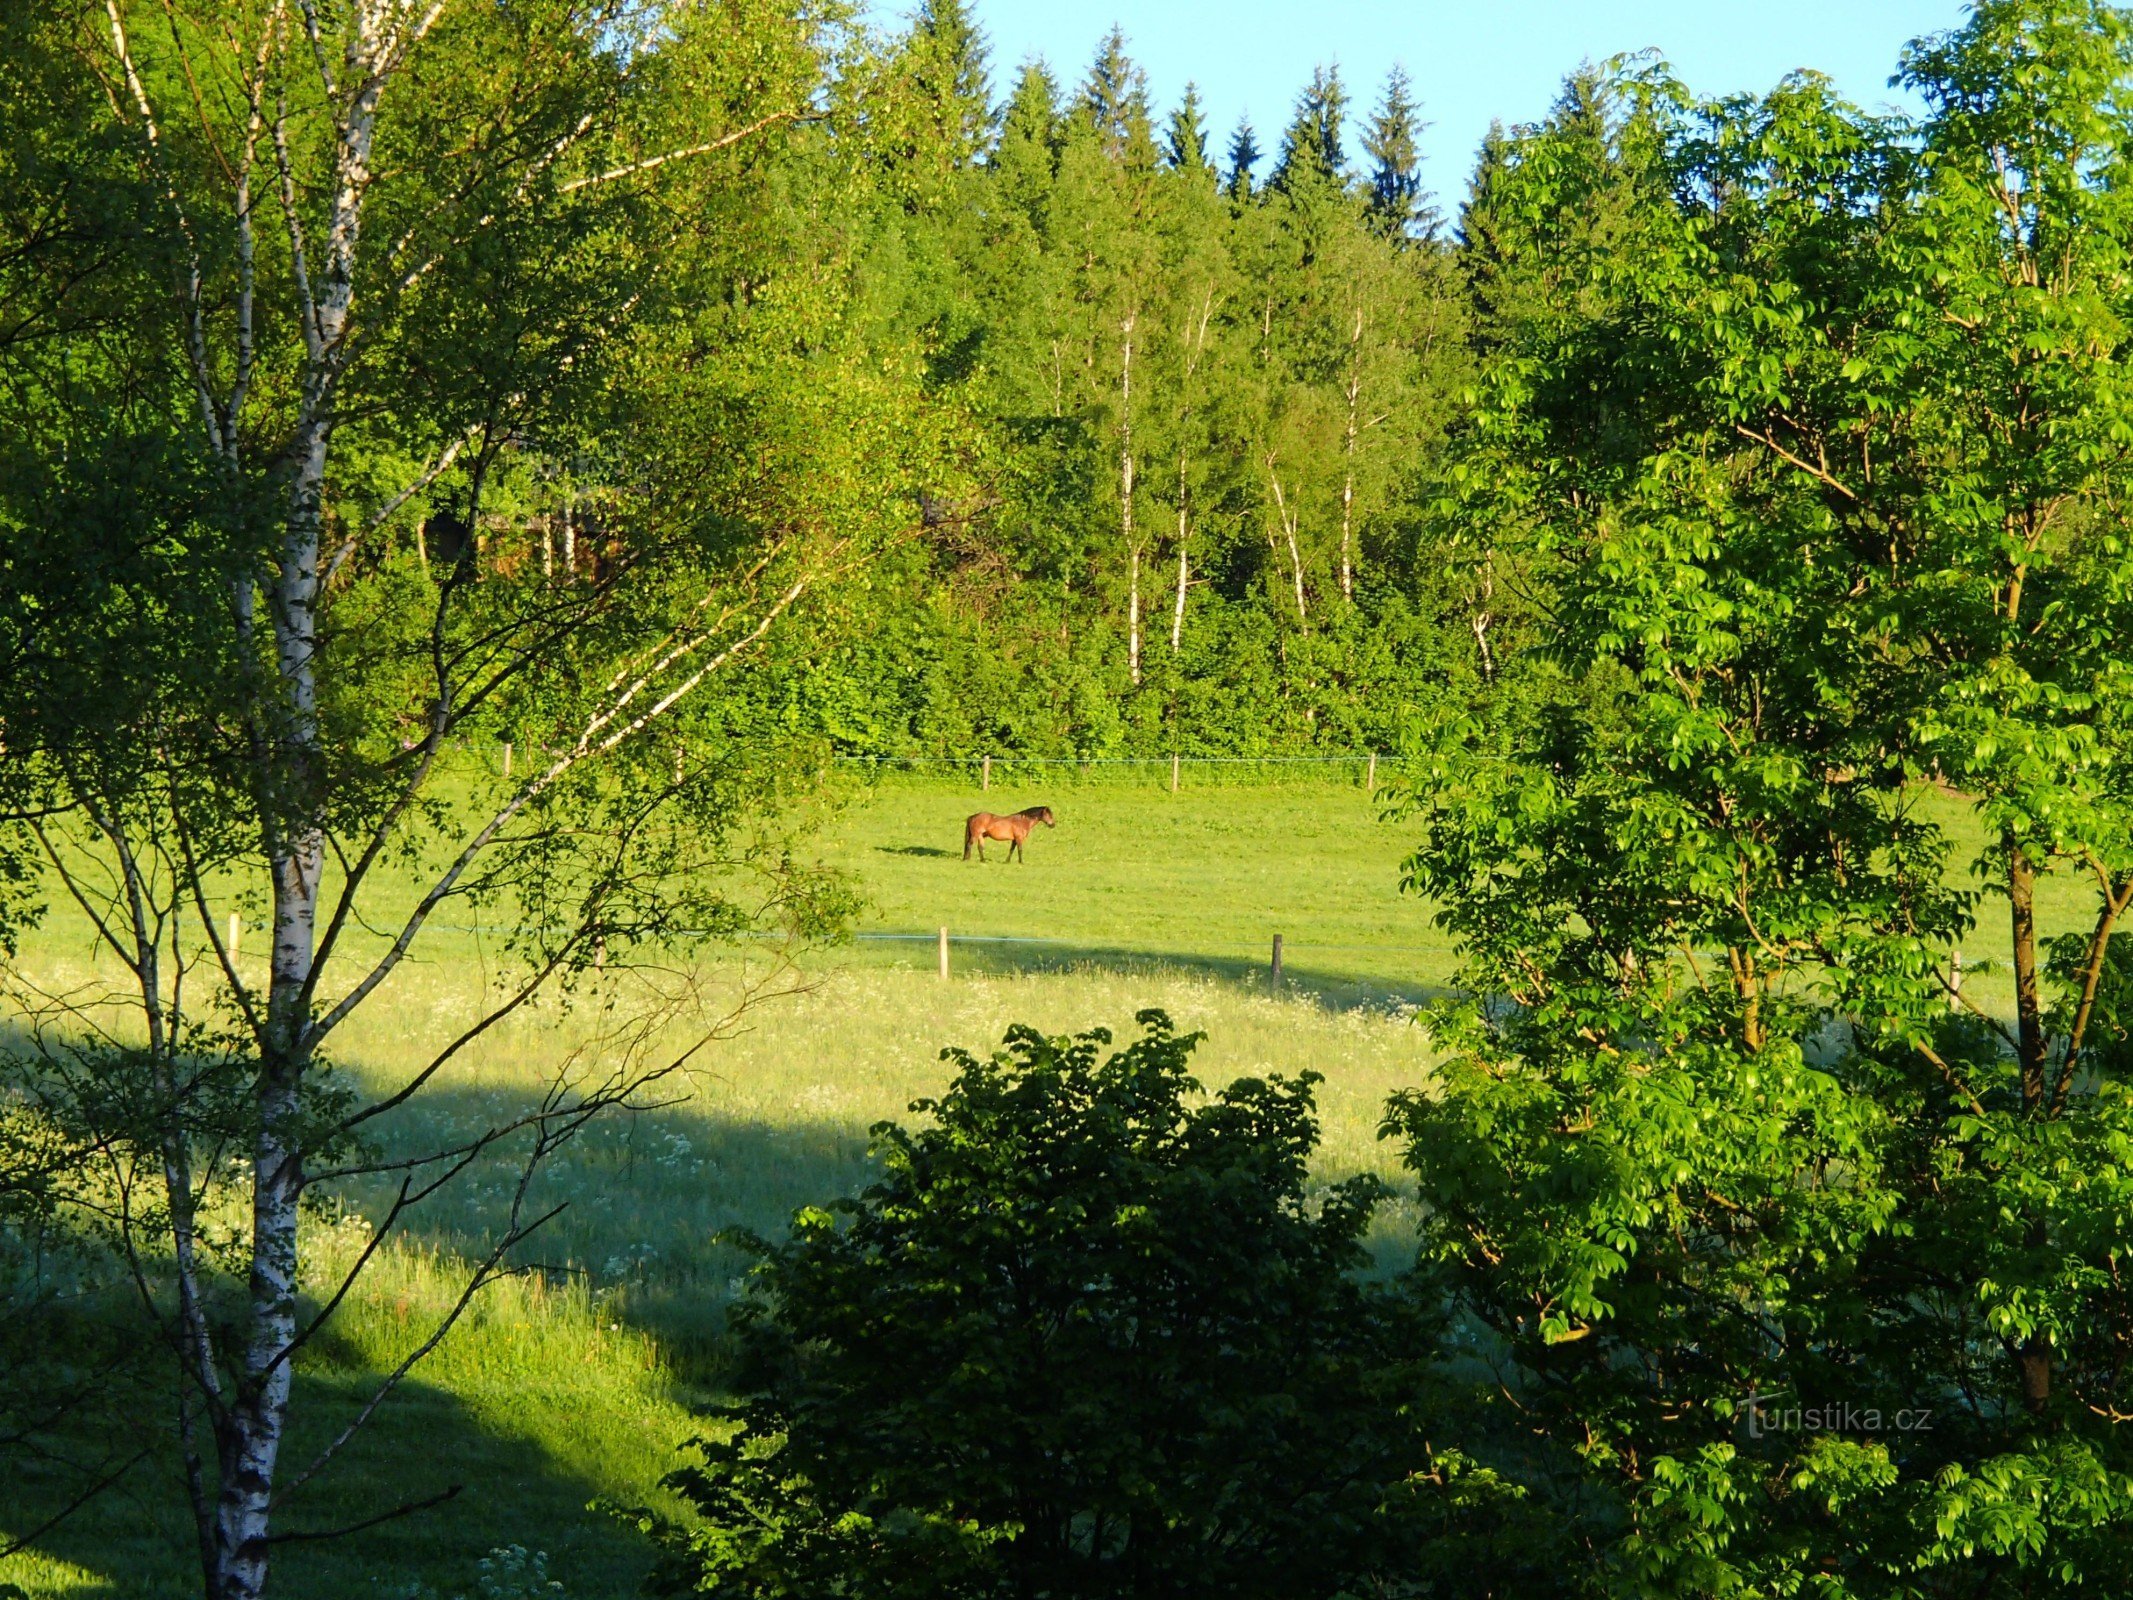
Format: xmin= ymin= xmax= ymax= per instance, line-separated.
xmin=963 ymin=826 xmax=973 ymax=862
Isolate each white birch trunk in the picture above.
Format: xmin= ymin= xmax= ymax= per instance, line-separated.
xmin=210 ymin=4 xmax=395 ymax=1588
xmin=1128 ymin=546 xmax=1141 ymax=683
xmin=1339 ymin=307 xmax=1362 ymax=603
xmin=1265 ymin=457 xmax=1308 ymax=626
xmin=1171 ymin=449 xmax=1190 ymax=652
xmin=1120 ymin=311 xmax=1139 ymax=686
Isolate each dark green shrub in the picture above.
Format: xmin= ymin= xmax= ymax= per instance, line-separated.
xmin=635 ymin=1011 xmax=1527 ymax=1598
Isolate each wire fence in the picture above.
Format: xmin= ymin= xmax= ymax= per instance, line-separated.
xmin=463 ymin=744 xmax=1399 ymax=790
xmin=832 ymin=753 xmax=1393 ymax=792
xmin=858 ymin=927 xmax=1441 ymax=995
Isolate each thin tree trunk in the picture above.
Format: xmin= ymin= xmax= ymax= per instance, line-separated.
xmin=1171 ymin=449 xmax=1189 ymax=651
xmin=1471 ymin=557 xmax=1496 ymax=681
xmin=1121 ymin=310 xmax=1139 ymax=686
xmin=2054 ymin=873 xmax=2133 ymax=1112
xmin=2009 ymin=839 xmax=2045 ymax=1110
xmin=1170 ymin=288 xmax=1213 ymax=656
xmin=1265 ymin=456 xmax=1307 ymax=626
xmin=210 ymin=2 xmax=389 ymax=1582
xmin=2007 ymin=834 xmax=2052 ymax=1413
xmin=1128 ymin=548 xmax=1141 ymax=683
xmin=213 ymin=410 xmax=330 ymax=1600
xmin=1339 ymin=306 xmax=1361 ymax=603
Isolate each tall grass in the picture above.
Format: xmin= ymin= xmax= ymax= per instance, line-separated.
xmin=2 ymin=952 xmax=1438 ymax=1599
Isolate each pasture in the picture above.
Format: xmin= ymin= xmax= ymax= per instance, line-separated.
xmin=0 ymin=777 xmax=1443 ymax=1599
xmin=0 ymin=775 xmax=2089 ymax=1596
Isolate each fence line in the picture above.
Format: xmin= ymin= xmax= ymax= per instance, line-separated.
xmin=832 ymin=754 xmax=1377 ymax=765
xmin=855 ymin=931 xmax=1444 ymax=955
xmin=834 ymin=752 xmax=1391 ymax=793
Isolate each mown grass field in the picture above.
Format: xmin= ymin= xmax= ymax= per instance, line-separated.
xmin=0 ymin=774 xmax=2092 ymax=1597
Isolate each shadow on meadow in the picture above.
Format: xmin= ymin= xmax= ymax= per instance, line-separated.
xmin=862 ymin=935 xmax=1444 ymax=1014
xmin=344 ymin=1081 xmax=893 ymax=1371
xmin=1 ymin=1340 xmax=660 ymax=1599
xmin=0 ymin=1037 xmax=695 ymax=1597
xmin=3 ymin=978 xmax=1440 ymax=1597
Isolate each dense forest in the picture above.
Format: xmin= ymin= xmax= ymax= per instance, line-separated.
xmin=10 ymin=1 xmax=2133 ymax=1597
xmin=276 ymin=0 xmax=1511 ymax=759
xmin=769 ymin=9 xmax=1484 ymax=757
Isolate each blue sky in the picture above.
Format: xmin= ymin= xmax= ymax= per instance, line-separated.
xmin=917 ymin=0 xmax=1971 ymax=201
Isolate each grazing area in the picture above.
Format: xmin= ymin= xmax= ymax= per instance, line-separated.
xmin=0 ymin=775 xmax=2094 ymax=1595
xmin=820 ymin=773 xmax=1453 ymax=996
xmin=0 ymin=781 xmax=1440 ymax=1599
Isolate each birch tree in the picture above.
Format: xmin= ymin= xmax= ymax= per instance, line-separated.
xmin=0 ymin=3 xmax=937 ymax=1593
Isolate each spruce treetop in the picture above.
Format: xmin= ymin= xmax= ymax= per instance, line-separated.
xmin=1226 ymin=115 xmax=1263 ymax=200
xmin=1079 ymin=25 xmax=1154 ymax=162
xmin=1363 ymin=65 xmax=1432 ymax=238
xmin=915 ymin=0 xmax=997 ymax=165
xmin=1167 ymin=82 xmax=1212 ymax=174
xmin=1272 ymin=64 xmax=1350 ymax=193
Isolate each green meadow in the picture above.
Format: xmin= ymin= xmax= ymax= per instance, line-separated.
xmin=0 ymin=776 xmax=2090 ymax=1597
xmin=0 ymin=777 xmax=1441 ymax=1599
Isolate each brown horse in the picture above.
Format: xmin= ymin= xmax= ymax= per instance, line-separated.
xmin=964 ymin=805 xmax=1055 ymax=863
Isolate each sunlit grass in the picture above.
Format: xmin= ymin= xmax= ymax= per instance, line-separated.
xmin=3 ymin=965 xmax=1439 ymax=1595
xmin=0 ymin=776 xmax=2102 ymax=1596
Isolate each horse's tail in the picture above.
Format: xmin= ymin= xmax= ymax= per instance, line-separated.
xmin=963 ymin=815 xmax=977 ymax=860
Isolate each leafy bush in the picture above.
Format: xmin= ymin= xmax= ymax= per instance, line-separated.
xmin=634 ymin=1011 xmax=1530 ymax=1598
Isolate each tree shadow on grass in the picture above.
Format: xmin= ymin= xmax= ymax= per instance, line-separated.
xmin=860 ymin=937 xmax=1449 ymax=1015
xmin=0 ymin=1350 xmax=663 ymax=1600
xmin=337 ymin=1086 xmax=889 ymax=1378
xmin=3 ymin=963 xmax=1443 ymax=1600
xmin=0 ymin=1025 xmax=685 ymax=1599
xmin=875 ymin=844 xmax=957 ymax=858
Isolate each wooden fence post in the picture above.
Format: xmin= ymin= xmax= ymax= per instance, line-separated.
xmin=228 ymin=912 xmax=242 ymax=964
xmin=1270 ymin=933 xmax=1283 ymax=993
xmin=1366 ymin=751 xmax=1376 ymax=792
xmin=1171 ymin=753 xmax=1180 ymax=793
xmin=939 ymin=926 xmax=951 ymax=981
xmin=982 ymin=755 xmax=991 ymax=791
xmin=502 ymin=741 xmax=512 ymax=779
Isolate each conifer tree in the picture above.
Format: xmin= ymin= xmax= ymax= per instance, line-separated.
xmin=1226 ymin=116 xmax=1262 ymax=201
xmin=1166 ymin=82 xmax=1212 ymax=174
xmin=999 ymin=59 xmax=1062 ymax=157
xmin=1080 ymin=25 xmax=1154 ymax=163
xmin=1362 ymin=66 xmax=1430 ymax=238
xmin=1272 ymin=65 xmax=1349 ymax=192
xmin=914 ymin=0 xmax=996 ymax=166
xmin=1457 ymin=67 xmax=1650 ymax=347
xmin=989 ymin=58 xmax=1063 ymax=234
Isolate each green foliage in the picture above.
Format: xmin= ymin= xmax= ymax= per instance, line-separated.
xmin=1397 ymin=3 xmax=2133 ymax=1592
xmin=1363 ymin=66 xmax=1432 ymax=240
xmin=636 ymin=1012 xmax=1532 ymax=1598
xmin=717 ymin=20 xmax=1484 ymax=760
